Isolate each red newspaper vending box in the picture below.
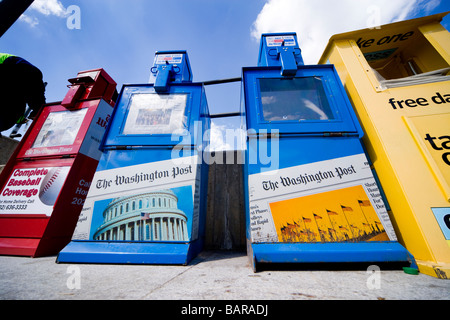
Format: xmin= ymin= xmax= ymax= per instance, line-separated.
xmin=0 ymin=68 xmax=117 ymax=257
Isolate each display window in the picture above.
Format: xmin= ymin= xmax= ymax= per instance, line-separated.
xmin=122 ymin=93 xmax=188 ymax=135
xmin=259 ymin=77 xmax=335 ymax=122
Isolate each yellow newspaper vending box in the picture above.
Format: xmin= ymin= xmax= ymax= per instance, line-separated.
xmin=320 ymin=12 xmax=450 ymax=278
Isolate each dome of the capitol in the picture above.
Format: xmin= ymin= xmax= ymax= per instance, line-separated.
xmin=93 ymin=190 xmax=189 ymax=241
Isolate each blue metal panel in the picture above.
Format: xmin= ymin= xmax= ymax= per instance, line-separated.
xmin=58 ymin=51 xmax=210 ymax=266
xmin=242 ymin=65 xmax=362 ymax=136
xmin=102 ymin=83 xmax=206 ymax=147
xmin=149 ymin=50 xmax=193 ymax=85
xmin=242 ymin=33 xmax=415 ymax=271
xmin=154 ymin=64 xmax=173 ymax=92
xmin=258 ymin=33 xmax=304 ymax=69
xmin=95 ymin=147 xmax=205 ymax=173
xmin=57 ymin=240 xmax=204 ymax=265
xmin=251 ymin=242 xmax=414 ymax=264
xmin=245 ymin=135 xmax=366 ymax=175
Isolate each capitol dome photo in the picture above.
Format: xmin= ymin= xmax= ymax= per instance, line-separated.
xmin=93 ymin=189 xmax=189 ymax=242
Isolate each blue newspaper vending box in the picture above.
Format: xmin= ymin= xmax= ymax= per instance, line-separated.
xmin=57 ymin=51 xmax=210 ymax=265
xmin=242 ymin=33 xmax=414 ymax=271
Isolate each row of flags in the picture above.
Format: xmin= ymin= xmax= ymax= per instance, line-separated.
xmin=279 ymin=199 xmax=384 ymax=242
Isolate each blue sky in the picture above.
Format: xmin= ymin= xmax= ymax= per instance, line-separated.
xmin=1 ymin=0 xmax=450 ymax=149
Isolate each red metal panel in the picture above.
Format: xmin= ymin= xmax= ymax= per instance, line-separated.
xmin=0 ymin=68 xmax=117 ymax=257
xmin=15 ymin=102 xmax=98 ymax=159
xmin=0 ymin=238 xmax=40 ymax=256
xmin=0 ymin=216 xmax=49 ymax=238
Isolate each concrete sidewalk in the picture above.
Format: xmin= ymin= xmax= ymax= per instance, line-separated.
xmin=0 ymin=250 xmax=449 ymax=300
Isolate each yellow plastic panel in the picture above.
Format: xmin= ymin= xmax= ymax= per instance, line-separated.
xmin=404 ymin=113 xmax=450 ymax=201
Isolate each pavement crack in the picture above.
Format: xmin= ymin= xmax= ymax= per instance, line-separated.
xmin=140 ymin=254 xmax=211 ymax=299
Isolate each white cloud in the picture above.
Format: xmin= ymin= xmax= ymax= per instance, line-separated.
xmin=251 ymin=0 xmax=441 ymax=64
xmin=20 ymin=0 xmax=67 ymax=27
xmin=209 ymin=122 xmax=233 ymax=151
xmin=30 ymin=0 xmax=67 ymax=17
xmin=19 ymin=14 xmax=39 ymax=28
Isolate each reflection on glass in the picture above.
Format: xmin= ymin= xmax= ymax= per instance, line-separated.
xmin=77 ymin=71 xmax=99 ymax=80
xmin=32 ymin=108 xmax=87 ymax=148
xmin=259 ymin=77 xmax=334 ymax=121
xmin=122 ymin=93 xmax=188 ymax=135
